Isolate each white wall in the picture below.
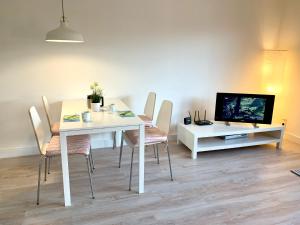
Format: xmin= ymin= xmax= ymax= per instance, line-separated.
xmin=0 ymin=0 xmax=288 ymax=157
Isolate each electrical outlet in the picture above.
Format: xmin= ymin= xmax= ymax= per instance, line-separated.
xmin=282 ymin=118 xmax=287 ymax=126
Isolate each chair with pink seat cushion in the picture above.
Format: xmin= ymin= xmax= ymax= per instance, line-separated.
xmin=119 ymin=100 xmax=174 ymax=191
xmin=42 ymin=96 xmax=60 ymax=136
xmin=50 ymin=122 xmax=60 ymax=136
xmin=42 ymin=96 xmax=95 ymax=177
xmin=137 ymin=115 xmax=153 ymax=127
xmin=112 ymin=92 xmax=156 ymax=150
xmin=29 ymin=106 xmax=95 ymax=205
xmin=124 ymin=127 xmax=167 ymax=146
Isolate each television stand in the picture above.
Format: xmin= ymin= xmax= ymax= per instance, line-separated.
xmin=177 ymin=122 xmax=285 ymax=159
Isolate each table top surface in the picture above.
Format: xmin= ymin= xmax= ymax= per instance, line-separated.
xmin=59 ymin=98 xmax=144 ymax=132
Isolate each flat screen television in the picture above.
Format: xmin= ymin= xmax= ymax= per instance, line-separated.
xmin=214 ymin=93 xmax=275 ymax=124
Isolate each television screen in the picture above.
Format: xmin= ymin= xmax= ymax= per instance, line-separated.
xmin=215 ymin=93 xmax=275 ymax=124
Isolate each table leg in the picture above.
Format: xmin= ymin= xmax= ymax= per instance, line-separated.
xmin=60 ymin=132 xmax=71 ymax=206
xmin=138 ymin=124 xmax=145 ymax=194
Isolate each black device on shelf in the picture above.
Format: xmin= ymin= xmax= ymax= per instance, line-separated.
xmin=184 ymin=112 xmax=192 ymax=125
xmin=214 ymin=92 xmax=275 ymax=125
xmin=194 ymin=110 xmax=213 ymax=126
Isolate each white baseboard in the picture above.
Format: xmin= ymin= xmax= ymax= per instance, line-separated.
xmin=0 ymin=146 xmax=38 ymax=159
xmin=0 ymin=140 xmax=116 ymax=159
xmin=284 ymin=132 xmax=300 ymax=145
xmin=0 ymin=133 xmax=178 ymax=159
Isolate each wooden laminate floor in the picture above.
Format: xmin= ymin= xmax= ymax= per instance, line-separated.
xmin=1 ymin=141 xmax=300 ymax=225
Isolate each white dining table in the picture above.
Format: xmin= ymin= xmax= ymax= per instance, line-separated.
xmin=59 ymin=98 xmax=145 ymax=206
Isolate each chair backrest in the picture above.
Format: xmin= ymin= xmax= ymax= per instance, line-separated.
xmin=29 ymin=106 xmax=47 ymax=155
xmin=156 ymin=100 xmax=173 ymax=135
xmin=42 ymin=96 xmax=52 ymax=128
xmin=144 ymin=92 xmax=156 ymax=120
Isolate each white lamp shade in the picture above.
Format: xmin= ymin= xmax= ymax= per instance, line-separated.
xmin=45 ymin=20 xmax=84 ymax=43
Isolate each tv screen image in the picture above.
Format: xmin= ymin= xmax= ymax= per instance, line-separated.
xmin=222 ymin=97 xmax=266 ymax=121
xmin=215 ymin=93 xmax=275 ymax=124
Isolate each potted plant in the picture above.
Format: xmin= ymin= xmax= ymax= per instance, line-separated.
xmin=88 ymin=82 xmax=104 ymax=112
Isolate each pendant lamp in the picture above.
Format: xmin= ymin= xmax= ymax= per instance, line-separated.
xmin=45 ymin=0 xmax=84 ymax=43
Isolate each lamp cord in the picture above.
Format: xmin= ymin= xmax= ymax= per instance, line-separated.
xmin=62 ymin=0 xmax=65 ymax=22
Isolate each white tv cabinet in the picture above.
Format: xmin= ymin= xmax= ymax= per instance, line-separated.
xmin=177 ymin=122 xmax=285 ymax=159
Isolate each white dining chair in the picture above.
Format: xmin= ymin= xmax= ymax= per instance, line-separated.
xmin=113 ymin=92 xmax=156 ymax=149
xmin=119 ymin=100 xmax=174 ymax=190
xmin=42 ymin=96 xmax=95 ymax=176
xmin=138 ymin=92 xmax=156 ymax=127
xmin=42 ymin=96 xmax=60 ymax=136
xmin=29 ymin=106 xmax=95 ymax=205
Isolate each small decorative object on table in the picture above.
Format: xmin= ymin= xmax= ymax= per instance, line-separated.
xmin=81 ymin=111 xmax=91 ymax=122
xmin=88 ymin=82 xmax=104 ymax=112
xmin=109 ymin=104 xmax=116 ymax=113
xmin=87 ymin=95 xmax=92 ymax=109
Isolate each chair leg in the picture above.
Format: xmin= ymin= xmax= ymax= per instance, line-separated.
xmin=119 ymin=132 xmax=124 ymax=168
xmin=89 ymin=154 xmax=94 ymax=174
xmin=89 ymin=147 xmax=95 ymax=171
xmin=156 ymin=144 xmax=160 ymax=164
xmin=166 ymin=143 xmax=174 ymax=181
xmin=113 ymin=131 xmax=117 ymax=149
xmin=86 ymin=156 xmax=95 ymax=199
xmin=44 ymin=157 xmax=48 ymax=181
xmin=129 ymin=148 xmax=135 ymax=191
xmin=153 ymin=145 xmax=157 ymax=158
xmin=47 ymin=157 xmax=51 ymax=174
xmin=37 ymin=157 xmax=43 ymax=205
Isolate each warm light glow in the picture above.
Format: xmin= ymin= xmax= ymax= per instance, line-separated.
xmin=261 ymin=50 xmax=287 ymax=95
xmin=262 ymin=63 xmax=272 ymax=76
xmin=266 ymin=85 xmax=282 ymax=94
xmin=261 ymin=50 xmax=288 ymax=123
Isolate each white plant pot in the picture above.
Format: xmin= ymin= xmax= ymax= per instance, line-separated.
xmin=91 ymin=103 xmax=101 ymax=112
